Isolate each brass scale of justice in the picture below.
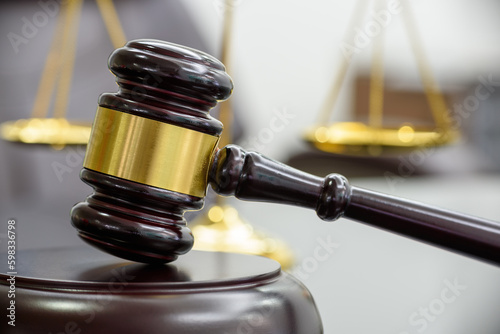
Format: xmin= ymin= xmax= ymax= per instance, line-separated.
xmin=0 ymin=0 xmax=460 ymax=264
xmin=304 ymin=0 xmax=458 ymax=154
xmin=0 ymin=0 xmax=294 ymax=267
xmin=2 ymin=1 xmax=500 ymax=333
xmin=0 ymin=0 xmax=124 ymax=147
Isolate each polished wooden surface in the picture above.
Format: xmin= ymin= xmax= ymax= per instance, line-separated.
xmin=72 ymin=168 xmax=198 ymax=263
xmin=211 ymin=144 xmax=500 ymax=265
xmin=0 ymin=247 xmax=323 ymax=333
xmin=102 ymin=39 xmax=230 ymax=135
xmin=72 ymin=39 xmax=500 ymax=265
xmin=71 ymin=39 xmax=232 ymax=263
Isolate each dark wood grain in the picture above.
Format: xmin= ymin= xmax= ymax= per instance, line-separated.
xmin=71 ymin=40 xmax=232 ymax=263
xmin=0 ymin=247 xmax=323 ymax=334
xmin=211 ymin=145 xmax=500 ymax=265
xmin=72 ymin=39 xmax=500 ymax=266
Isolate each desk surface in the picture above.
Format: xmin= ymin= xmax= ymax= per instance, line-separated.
xmin=1 ymin=171 xmax=500 ymax=333
xmin=235 ymin=173 xmax=500 ymax=334
xmin=0 ymin=247 xmax=322 ymax=334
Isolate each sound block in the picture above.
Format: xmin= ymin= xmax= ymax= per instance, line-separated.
xmin=0 ymin=247 xmax=322 ymax=333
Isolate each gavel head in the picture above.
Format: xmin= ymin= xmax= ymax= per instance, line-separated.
xmin=71 ymin=40 xmax=233 ymax=264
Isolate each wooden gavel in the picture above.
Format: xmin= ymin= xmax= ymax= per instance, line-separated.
xmin=71 ymin=39 xmax=500 ymax=265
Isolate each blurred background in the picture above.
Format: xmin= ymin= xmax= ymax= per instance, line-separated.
xmin=1 ymin=0 xmax=500 ymax=333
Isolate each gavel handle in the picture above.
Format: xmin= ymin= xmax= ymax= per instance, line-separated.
xmin=210 ymin=145 xmax=500 ymax=265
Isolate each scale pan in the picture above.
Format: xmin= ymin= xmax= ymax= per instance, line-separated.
xmin=1 ymin=118 xmax=91 ymax=146
xmin=304 ymin=122 xmax=459 ymax=156
xmin=191 ymin=205 xmax=294 ymax=269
